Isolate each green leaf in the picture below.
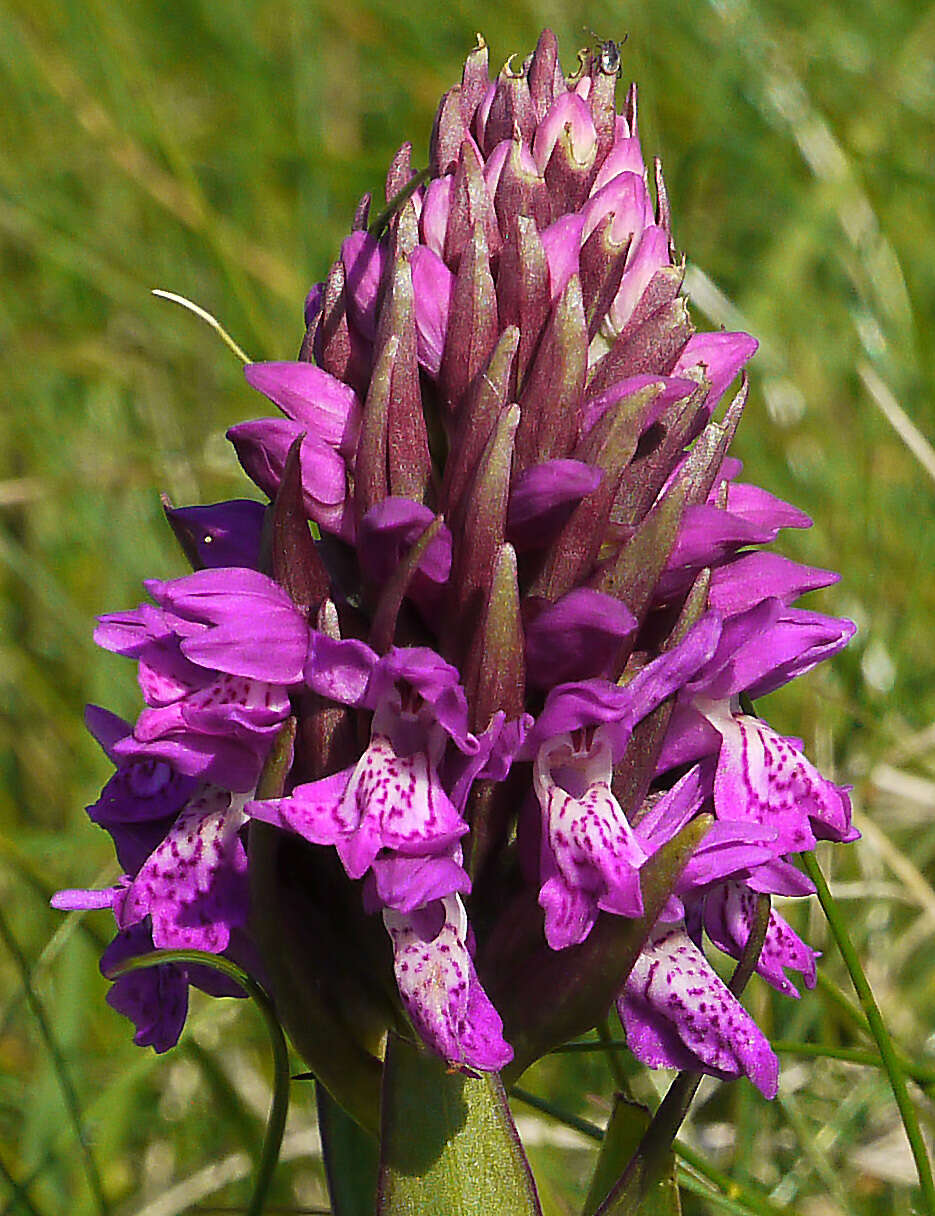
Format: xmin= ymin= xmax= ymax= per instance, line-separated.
xmin=376 ymin=1034 xmax=542 ymax=1216
xmin=318 ymin=1083 xmax=379 ymax=1216
xmin=583 ymin=1096 xmax=680 ymax=1216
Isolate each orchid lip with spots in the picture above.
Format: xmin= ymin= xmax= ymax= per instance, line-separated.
xmin=55 ymin=28 xmax=855 ymax=1106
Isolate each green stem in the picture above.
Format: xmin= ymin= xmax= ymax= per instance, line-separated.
xmin=803 ymin=850 xmax=935 ymax=1214
xmin=508 ymin=1088 xmax=790 ymax=1216
xmin=107 ymin=949 xmax=290 ymax=1216
xmin=673 ymin=1141 xmax=791 ymax=1216
xmin=773 ymin=1039 xmax=935 ymax=1084
xmin=553 ymin=1037 xmax=935 ymax=1087
xmin=0 ymin=907 xmax=110 ymax=1216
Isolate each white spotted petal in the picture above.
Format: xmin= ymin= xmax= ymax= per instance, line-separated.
xmin=119 ymin=787 xmax=249 ymax=953
xmin=618 ymin=925 xmax=778 ymax=1097
xmin=384 ymin=895 xmax=512 ymax=1072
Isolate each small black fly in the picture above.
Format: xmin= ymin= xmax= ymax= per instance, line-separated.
xmin=585 ymin=28 xmax=627 ymax=75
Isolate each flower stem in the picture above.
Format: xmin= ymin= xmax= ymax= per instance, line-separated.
xmin=802 ymin=849 xmax=935 ymax=1214
xmin=107 ymin=949 xmax=290 ymax=1216
xmin=597 ymin=1018 xmax=628 ymax=1091
xmin=509 ymin=1087 xmax=791 ymax=1216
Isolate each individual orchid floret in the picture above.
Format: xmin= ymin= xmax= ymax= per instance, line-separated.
xmin=246 ymin=643 xmax=479 ymax=902
xmin=385 ymin=894 xmax=512 ymax=1072
xmin=94 ymin=568 xmax=308 ymax=790
xmin=53 ymin=785 xmax=249 ymax=955
xmin=533 ymin=726 xmax=647 ymax=948
xmin=688 ymin=881 xmax=818 ymax=999
xmin=618 ymin=924 xmax=779 ymax=1097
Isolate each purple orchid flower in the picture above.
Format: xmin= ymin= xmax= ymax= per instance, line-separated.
xmin=618 ymin=924 xmax=779 ymax=1097
xmin=58 ymin=31 xmax=857 ymax=1097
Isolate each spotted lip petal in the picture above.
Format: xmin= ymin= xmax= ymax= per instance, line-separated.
xmin=618 ymin=925 xmax=779 ymax=1097
xmin=700 ymin=700 xmax=856 ymax=851
xmin=384 ymin=895 xmax=512 ymax=1072
xmin=118 ymin=788 xmax=249 ymax=954
xmin=696 ymin=882 xmax=818 ymax=998
xmin=246 ymin=733 xmax=469 ymax=900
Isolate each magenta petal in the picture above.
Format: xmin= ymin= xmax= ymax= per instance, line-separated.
xmin=676 ymin=821 xmax=777 ymax=892
xmin=725 ymin=482 xmax=811 ymax=532
xmin=150 ymin=567 xmax=310 ymax=684
xmin=703 ymin=704 xmax=854 ymax=849
xmin=582 ymin=171 xmax=653 ymax=245
xmin=691 ymin=600 xmax=856 ymax=701
xmin=541 ymin=213 xmax=585 ymax=300
xmin=245 ymin=767 xmax=357 ymax=845
xmin=411 ymin=245 xmax=455 ymax=376
xmin=384 ymin=896 xmax=512 ymax=1071
xmin=341 ymin=230 xmax=387 ymax=340
xmin=741 ymin=610 xmax=857 ymax=701
xmin=419 ymin=175 xmax=453 ymax=258
xmin=51 ymin=885 xmax=124 ymax=911
xmin=532 ymin=91 xmax=596 ymax=173
xmin=368 ymin=851 xmax=471 ymax=913
xmin=525 ymin=588 xmax=636 ymax=686
xmin=656 ymin=703 xmax=722 ymax=773
xmin=244 ymin=361 xmax=362 ymax=457
xmin=305 ymin=634 xmax=378 ymax=706
xmin=673 ymin=331 xmax=759 ymax=407
xmin=746 ymin=859 xmax=817 ymax=898
xmin=702 ymin=882 xmax=818 ymax=998
xmin=608 ymin=225 xmax=670 ymax=333
xmin=358 ymin=498 xmax=453 ymax=587
xmin=580 ymin=374 xmax=695 ymax=438
xmin=708 ymin=551 xmax=840 ymax=617
xmin=367 ymin=648 xmax=476 ymax=755
xmin=507 ymin=459 xmax=602 ymax=550
xmin=591 ymin=132 xmax=646 ymax=191
xmin=619 ymin=926 xmax=778 ymax=1096
xmin=527 ymin=613 xmax=722 ymax=754
xmin=113 ymin=729 xmax=275 ymax=793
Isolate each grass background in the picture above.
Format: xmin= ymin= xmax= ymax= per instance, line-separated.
xmin=1 ymin=0 xmax=934 ymax=1212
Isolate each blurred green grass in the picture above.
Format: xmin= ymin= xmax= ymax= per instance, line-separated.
xmin=1 ymin=0 xmax=934 ymax=1212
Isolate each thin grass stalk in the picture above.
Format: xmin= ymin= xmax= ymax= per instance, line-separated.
xmin=107 ymin=949 xmax=290 ymax=1216
xmin=0 ymin=907 xmax=110 ymax=1216
xmin=803 ymin=850 xmax=935 ymax=1214
xmin=509 ymin=1086 xmax=792 ymax=1216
